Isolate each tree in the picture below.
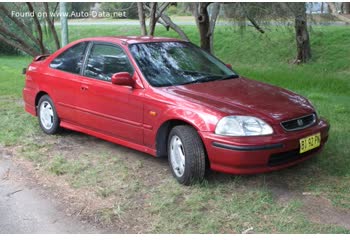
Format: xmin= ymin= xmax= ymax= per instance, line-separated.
xmin=328 ymin=2 xmax=350 ymax=23
xmin=191 ymin=3 xmax=211 ymax=52
xmin=293 ymin=3 xmax=312 ymax=63
xmin=137 ymin=3 xmax=147 ymax=35
xmin=192 ymin=3 xmax=267 ymax=53
xmin=143 ymin=3 xmax=190 ymax=41
xmin=281 ymin=3 xmax=311 ymax=63
xmin=0 ymin=3 xmax=61 ymax=56
xmin=60 ymin=2 xmax=69 ymax=47
xmin=226 ymin=2 xmax=311 ymax=63
xmin=137 ymin=2 xmax=188 ymax=40
xmin=43 ymin=2 xmax=60 ymax=50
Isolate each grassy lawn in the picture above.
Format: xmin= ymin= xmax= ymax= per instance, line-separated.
xmin=0 ymin=24 xmax=349 ymax=233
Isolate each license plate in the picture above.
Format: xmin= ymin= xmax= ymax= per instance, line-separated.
xmin=299 ymin=133 xmax=321 ymax=154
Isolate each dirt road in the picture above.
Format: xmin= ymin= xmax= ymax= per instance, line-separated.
xmin=0 ymin=151 xmax=100 ymax=233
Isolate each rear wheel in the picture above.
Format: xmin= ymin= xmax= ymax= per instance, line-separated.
xmin=168 ymin=125 xmax=206 ymax=185
xmin=37 ymin=95 xmax=60 ymax=134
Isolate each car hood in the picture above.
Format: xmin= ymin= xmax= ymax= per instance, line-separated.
xmin=160 ymin=77 xmax=314 ymax=122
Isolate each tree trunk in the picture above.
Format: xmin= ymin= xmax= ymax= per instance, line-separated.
xmin=294 ymin=3 xmax=311 ymax=63
xmin=209 ymin=3 xmax=221 ymax=54
xmin=43 ymin=2 xmax=60 ymax=49
xmin=60 ymin=2 xmax=69 ymax=47
xmin=193 ymin=3 xmax=211 ymax=52
xmin=137 ymin=3 xmax=147 ymax=35
xmin=149 ymin=3 xmax=157 ymax=36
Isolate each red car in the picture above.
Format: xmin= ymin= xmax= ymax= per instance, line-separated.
xmin=23 ymin=36 xmax=330 ymax=185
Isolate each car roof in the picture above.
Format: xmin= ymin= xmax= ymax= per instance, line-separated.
xmin=76 ymin=36 xmax=186 ymax=45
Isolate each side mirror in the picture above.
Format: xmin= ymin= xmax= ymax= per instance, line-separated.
xmin=111 ymin=72 xmax=134 ymax=87
xmin=226 ymin=63 xmax=232 ymax=69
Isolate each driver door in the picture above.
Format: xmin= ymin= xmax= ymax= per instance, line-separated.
xmin=75 ymin=42 xmax=144 ymax=145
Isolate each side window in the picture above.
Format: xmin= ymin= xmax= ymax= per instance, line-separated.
xmin=83 ymin=44 xmax=134 ymax=82
xmin=50 ymin=42 xmax=88 ymax=74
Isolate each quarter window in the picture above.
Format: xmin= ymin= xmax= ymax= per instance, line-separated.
xmin=83 ymin=44 xmax=134 ymax=82
xmin=50 ymin=42 xmax=88 ymax=74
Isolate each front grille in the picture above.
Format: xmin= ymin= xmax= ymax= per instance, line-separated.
xmin=268 ymin=147 xmax=319 ymax=167
xmin=281 ymin=113 xmax=316 ymax=131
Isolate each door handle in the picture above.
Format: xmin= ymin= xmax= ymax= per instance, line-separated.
xmin=81 ymin=85 xmax=89 ymax=91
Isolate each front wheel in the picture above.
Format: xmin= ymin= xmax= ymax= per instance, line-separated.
xmin=168 ymin=125 xmax=206 ymax=185
xmin=37 ymin=95 xmax=60 ymax=134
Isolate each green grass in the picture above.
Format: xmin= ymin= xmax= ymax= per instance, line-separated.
xmin=0 ymin=24 xmax=349 ymax=233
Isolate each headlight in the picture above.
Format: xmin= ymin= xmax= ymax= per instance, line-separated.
xmin=215 ymin=116 xmax=273 ymax=136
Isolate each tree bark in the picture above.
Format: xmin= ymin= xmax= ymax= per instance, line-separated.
xmin=294 ymin=3 xmax=311 ymax=63
xmin=193 ymin=3 xmax=211 ymax=52
xmin=137 ymin=3 xmax=147 ymax=35
xmin=43 ymin=2 xmax=60 ymax=49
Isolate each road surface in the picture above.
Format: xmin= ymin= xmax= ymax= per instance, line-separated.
xmin=0 ymin=148 xmax=99 ymax=233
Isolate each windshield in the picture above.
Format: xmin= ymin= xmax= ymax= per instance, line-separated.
xmin=129 ymin=42 xmax=238 ymax=87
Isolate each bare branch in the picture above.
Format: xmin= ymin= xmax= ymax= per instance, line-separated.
xmin=160 ymin=14 xmax=190 ymax=41
xmin=157 ymin=2 xmax=170 ymax=16
xmin=0 ymin=4 xmax=41 ymax=46
xmin=0 ymin=33 xmax=38 ymax=56
xmin=26 ymin=2 xmax=47 ymax=54
xmin=239 ymin=3 xmax=265 ymax=34
xmin=0 ymin=18 xmax=38 ymax=54
xmin=143 ymin=3 xmax=190 ymax=41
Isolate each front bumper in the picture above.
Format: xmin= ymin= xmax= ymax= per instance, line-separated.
xmin=199 ymin=118 xmax=330 ymax=174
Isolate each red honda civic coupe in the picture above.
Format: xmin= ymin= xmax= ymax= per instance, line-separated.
xmin=23 ymin=36 xmax=330 ymax=185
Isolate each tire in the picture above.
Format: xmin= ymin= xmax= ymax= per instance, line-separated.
xmin=168 ymin=125 xmax=206 ymax=185
xmin=37 ymin=95 xmax=60 ymax=134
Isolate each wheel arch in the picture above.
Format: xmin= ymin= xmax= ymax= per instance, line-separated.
xmin=35 ymin=91 xmax=49 ymax=113
xmin=155 ymin=119 xmax=208 ymax=163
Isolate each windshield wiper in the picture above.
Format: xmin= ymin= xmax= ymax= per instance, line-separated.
xmin=217 ymin=74 xmax=239 ymax=81
xmin=180 ymin=75 xmax=223 ymax=85
xmin=179 ymin=74 xmax=239 ymax=86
